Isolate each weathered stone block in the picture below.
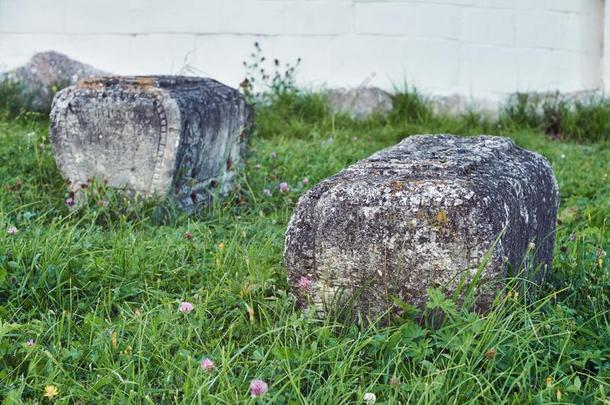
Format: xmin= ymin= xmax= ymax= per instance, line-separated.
xmin=285 ymin=135 xmax=558 ymax=318
xmin=1 ymin=51 xmax=106 ymax=112
xmin=50 ymin=76 xmax=252 ymax=211
xmin=326 ymin=87 xmax=393 ymax=119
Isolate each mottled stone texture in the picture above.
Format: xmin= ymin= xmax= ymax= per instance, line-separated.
xmin=326 ymin=87 xmax=393 ymax=119
xmin=285 ymin=135 xmax=558 ymax=318
xmin=50 ymin=76 xmax=252 ymax=211
xmin=1 ymin=51 xmax=106 ymax=112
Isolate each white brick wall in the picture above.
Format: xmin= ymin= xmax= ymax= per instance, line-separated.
xmin=0 ymin=0 xmax=606 ymax=103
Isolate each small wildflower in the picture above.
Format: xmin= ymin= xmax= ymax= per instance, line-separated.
xmin=26 ymin=339 xmax=35 ymax=347
xmin=200 ymin=357 xmax=214 ymax=372
xmin=7 ymin=226 xmax=18 ymax=236
xmin=65 ymin=197 xmax=75 ymax=207
xmin=44 ymin=385 xmax=58 ymax=399
xmin=298 ymin=276 xmax=312 ymax=289
xmin=250 ymin=379 xmax=268 ymax=398
xmin=546 ymin=376 xmax=553 ymax=388
xmin=484 ymin=348 xmax=496 ymax=359
xmin=179 ymin=301 xmax=194 ymax=314
xmin=218 ymin=242 xmax=225 ymax=251
xmin=302 ymin=177 xmax=309 ymax=185
xmin=255 ymin=164 xmax=262 ymax=169
xmin=528 ymin=242 xmax=536 ymax=250
xmin=364 ymin=392 xmax=377 ymax=404
xmin=184 ymin=231 xmax=193 ymax=240
xmin=263 ymin=188 xmax=272 ymax=197
xmin=270 ymin=151 xmax=277 ymax=159
xmin=279 ymin=182 xmax=289 ymax=193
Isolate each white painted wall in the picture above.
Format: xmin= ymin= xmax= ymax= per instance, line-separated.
xmin=0 ymin=0 xmax=605 ymax=103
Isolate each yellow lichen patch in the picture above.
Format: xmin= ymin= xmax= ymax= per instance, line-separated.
xmin=77 ymin=78 xmax=105 ymax=90
xmin=389 ymin=180 xmax=404 ymax=193
xmin=435 ymin=209 xmax=448 ymax=226
xmin=77 ymin=76 xmax=158 ymax=92
xmin=133 ymin=76 xmax=156 ymax=87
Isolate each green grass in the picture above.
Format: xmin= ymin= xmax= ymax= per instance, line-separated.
xmin=0 ymin=91 xmax=609 ymax=404
xmin=499 ymin=92 xmax=610 ymax=143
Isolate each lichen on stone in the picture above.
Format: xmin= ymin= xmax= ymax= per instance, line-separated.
xmin=284 ymin=134 xmax=559 ymax=320
xmin=50 ymin=75 xmax=253 ymax=212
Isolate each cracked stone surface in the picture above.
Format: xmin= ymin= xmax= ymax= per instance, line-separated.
xmin=50 ymin=75 xmax=252 ymax=212
xmin=1 ymin=51 xmax=106 ymax=112
xmin=284 ymin=134 xmax=559 ymax=319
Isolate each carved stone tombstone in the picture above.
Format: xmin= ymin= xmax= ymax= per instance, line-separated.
xmin=285 ymin=135 xmax=559 ymax=319
xmin=50 ymin=76 xmax=252 ymax=211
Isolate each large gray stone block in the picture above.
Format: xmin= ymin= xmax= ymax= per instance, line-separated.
xmin=285 ymin=135 xmax=558 ymax=318
xmin=50 ymin=76 xmax=252 ymax=211
xmin=326 ymin=87 xmax=393 ymax=119
xmin=1 ymin=51 xmax=106 ymax=112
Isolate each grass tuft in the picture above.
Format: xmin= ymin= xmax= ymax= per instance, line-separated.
xmin=500 ymin=92 xmax=610 ymax=143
